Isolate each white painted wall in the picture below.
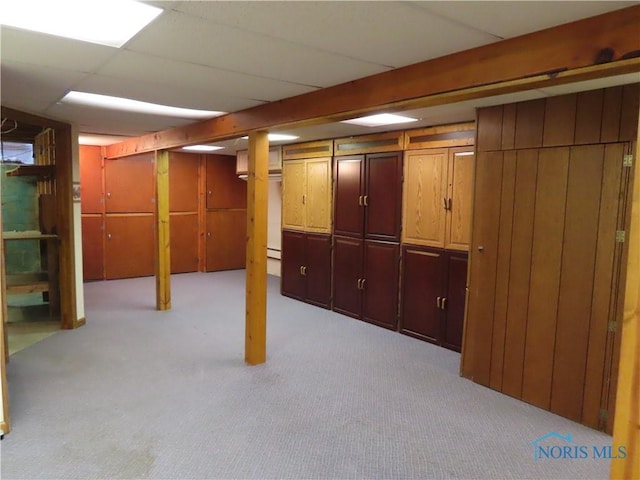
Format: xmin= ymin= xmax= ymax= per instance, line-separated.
xmin=267 ymin=180 xmax=282 ymax=277
xmin=71 ymin=126 xmax=85 ymax=320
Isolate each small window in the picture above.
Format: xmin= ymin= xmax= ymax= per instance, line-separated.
xmin=1 ymin=141 xmax=34 ymax=164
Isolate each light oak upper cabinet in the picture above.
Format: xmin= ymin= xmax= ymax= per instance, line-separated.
xmin=282 ymin=156 xmax=332 ymax=234
xmin=402 ymin=146 xmax=474 ymax=251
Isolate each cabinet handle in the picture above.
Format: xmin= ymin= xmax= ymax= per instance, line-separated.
xmin=107 ymin=192 xmax=112 ymax=199
xmin=361 ymin=278 xmax=366 ymax=289
xmin=357 ymin=278 xmax=362 ymax=290
xmin=302 ymin=194 xmax=306 ymax=205
xmin=363 ymin=195 xmax=368 ymax=206
xmin=436 ymin=296 xmax=441 ymax=309
xmin=358 ymin=195 xmax=363 ymax=206
xmin=441 ymin=298 xmax=447 ymax=310
xmin=302 ymin=266 xmax=307 ymax=276
xmin=447 ymin=198 xmax=452 ymax=211
xmin=300 ymin=266 xmax=304 ymax=275
xmin=443 ymin=197 xmax=448 ymax=210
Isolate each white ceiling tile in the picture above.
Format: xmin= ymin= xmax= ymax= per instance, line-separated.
xmin=1 ymin=61 xmax=88 ymax=112
xmin=414 ymin=1 xmax=637 ymax=39
xmin=125 ymin=10 xmax=390 ymax=87
xmin=172 ymin=1 xmax=500 ymax=68
xmin=1 ymin=26 xmax=118 ymax=72
xmin=97 ymin=51 xmax=318 ymax=103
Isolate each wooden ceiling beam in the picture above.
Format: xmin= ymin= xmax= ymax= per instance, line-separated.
xmin=105 ymin=6 xmax=640 ymax=159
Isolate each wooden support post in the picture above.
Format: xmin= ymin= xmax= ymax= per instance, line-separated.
xmin=155 ymin=150 xmax=171 ymax=311
xmin=610 ymin=119 xmax=640 ymax=480
xmin=245 ymin=131 xmax=269 ymax=365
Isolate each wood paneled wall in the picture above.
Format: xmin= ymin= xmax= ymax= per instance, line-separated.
xmin=463 ymin=84 xmax=639 ymax=432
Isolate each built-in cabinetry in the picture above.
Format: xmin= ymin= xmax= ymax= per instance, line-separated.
xmin=399 ymin=245 xmax=467 ymax=351
xmin=402 ymin=146 xmax=474 ymax=251
xmin=281 ymin=140 xmax=334 ymax=308
xmin=332 ymin=145 xmax=403 ymax=329
xmin=281 ymin=230 xmax=331 ymax=308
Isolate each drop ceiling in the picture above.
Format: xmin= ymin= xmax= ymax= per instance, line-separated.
xmin=1 ymin=1 xmax=638 ymax=153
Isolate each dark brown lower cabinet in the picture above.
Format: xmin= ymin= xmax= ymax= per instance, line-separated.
xmin=281 ymin=230 xmax=331 ymax=308
xmin=399 ymin=245 xmax=468 ymax=352
xmin=332 ymin=235 xmax=400 ymax=330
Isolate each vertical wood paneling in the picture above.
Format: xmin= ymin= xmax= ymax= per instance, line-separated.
xmin=461 ymin=151 xmax=503 ymax=384
xmin=551 ymin=145 xmax=604 ymax=421
xmin=542 ymin=94 xmax=577 ymax=147
xmin=601 ymin=86 xmax=623 ymax=143
xmin=514 ymin=99 xmax=545 ymax=149
xmin=501 ymin=104 xmax=517 ymax=150
xmin=521 ymin=147 xmax=570 ymax=409
xmin=619 ymin=84 xmax=640 ymax=141
xmin=574 ymin=90 xmax=604 ymax=145
xmin=582 ymin=143 xmax=625 ymax=428
xmin=476 ymin=106 xmax=503 ymax=152
xmin=402 ymin=149 xmax=447 ymax=247
xmin=502 ymin=149 xmax=538 ymax=398
xmin=489 ymin=151 xmax=516 ymax=391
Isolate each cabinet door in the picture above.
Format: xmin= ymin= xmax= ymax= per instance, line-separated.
xmin=362 ymin=240 xmax=400 ymax=330
xmin=169 ymin=152 xmax=200 ymax=212
xmin=334 ymin=156 xmax=364 ymax=238
xmin=281 ymin=230 xmax=306 ymax=300
xmin=282 ymin=160 xmax=306 ymax=231
xmin=206 ymin=154 xmax=247 ymax=209
xmin=81 ymin=215 xmax=104 ymax=281
xmin=332 ymin=236 xmax=363 ymax=318
xmin=365 ymin=152 xmax=402 ymax=241
xmin=305 ymin=157 xmax=332 ymax=233
xmin=206 ymin=210 xmax=247 ymax=271
xmin=105 ymin=214 xmax=154 ymax=279
xmin=402 ymin=149 xmax=447 ymax=247
xmin=79 ymin=145 xmax=103 ymax=214
xmin=445 ymin=148 xmax=475 ymax=251
xmin=170 ymin=213 xmax=199 ymax=274
xmin=442 ymin=252 xmax=468 ymax=352
xmin=304 ymin=233 xmax=331 ymax=308
xmin=104 ymin=154 xmax=155 ymax=213
xmin=399 ymin=246 xmax=444 ymax=343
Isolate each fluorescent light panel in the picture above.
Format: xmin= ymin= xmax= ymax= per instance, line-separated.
xmin=341 ymin=113 xmax=418 ymax=127
xmin=62 ymin=91 xmax=225 ymax=119
xmin=1 ymin=0 xmax=163 ymax=48
xmin=240 ymin=134 xmax=299 ymax=141
xmin=182 ymin=145 xmax=224 ymax=152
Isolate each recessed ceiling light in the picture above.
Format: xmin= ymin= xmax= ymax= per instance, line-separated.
xmin=240 ymin=134 xmax=299 ymax=141
xmin=62 ymin=91 xmax=225 ymax=119
xmin=182 ymin=145 xmax=224 ymax=152
xmin=341 ymin=113 xmax=418 ymax=127
xmin=1 ymin=0 xmax=163 ymax=48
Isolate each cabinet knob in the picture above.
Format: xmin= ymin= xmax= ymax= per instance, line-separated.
xmin=107 ymin=192 xmax=111 ymax=199
xmin=107 ymin=233 xmax=112 ymax=240
xmin=207 ymin=232 xmax=211 ymax=237
xmin=208 ymin=190 xmax=212 ymax=195
xmin=477 ymin=245 xmax=484 ymax=252
xmin=441 ymin=297 xmax=447 ymax=310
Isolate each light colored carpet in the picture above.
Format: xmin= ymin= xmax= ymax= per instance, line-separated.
xmin=1 ymin=271 xmax=614 ymax=479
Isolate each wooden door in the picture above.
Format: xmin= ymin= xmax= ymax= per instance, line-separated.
xmin=402 ymin=149 xmax=447 ymax=247
xmin=206 ymin=210 xmax=247 ymax=271
xmin=442 ymin=252 xmax=468 ymax=352
xmin=365 ymin=152 xmax=402 ymax=241
xmin=104 ymin=154 xmax=154 ymax=213
xmin=79 ymin=145 xmax=103 ymax=214
xmin=170 ymin=213 xmax=199 ymax=273
xmin=104 ymin=215 xmax=154 ymax=279
xmin=445 ymin=148 xmax=474 ymax=251
xmin=206 ymin=154 xmax=247 ymax=209
xmin=305 ymin=157 xmax=332 ymax=233
xmin=399 ymin=245 xmax=444 ymax=343
xmin=169 ymin=152 xmax=200 ymax=212
xmin=281 ymin=230 xmax=306 ymax=301
xmin=304 ymin=233 xmax=331 ymax=308
xmin=332 ymin=235 xmax=363 ymax=318
xmin=282 ymin=160 xmax=306 ymax=231
xmin=334 ymin=156 xmax=364 ymax=238
xmin=81 ymin=215 xmax=104 ymax=281
xmin=362 ymin=240 xmax=400 ymax=330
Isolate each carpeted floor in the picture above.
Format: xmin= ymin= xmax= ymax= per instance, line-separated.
xmin=1 ymin=271 xmax=614 ymax=479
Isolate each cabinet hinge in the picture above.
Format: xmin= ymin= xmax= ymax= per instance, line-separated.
xmin=615 ymin=230 xmax=625 ymax=243
xmin=623 ymin=155 xmax=633 ymax=167
xmin=607 ymin=321 xmax=617 ymax=333
xmin=599 ymin=409 xmax=608 ymax=424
